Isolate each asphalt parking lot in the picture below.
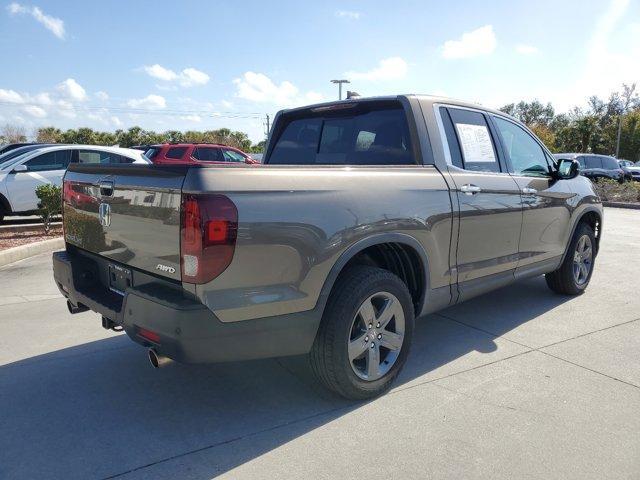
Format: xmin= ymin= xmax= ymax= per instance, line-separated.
xmin=1 ymin=207 xmax=639 ymax=480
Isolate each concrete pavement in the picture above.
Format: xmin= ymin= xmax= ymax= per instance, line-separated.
xmin=0 ymin=207 xmax=638 ymax=479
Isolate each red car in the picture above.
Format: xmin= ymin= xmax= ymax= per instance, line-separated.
xmin=144 ymin=143 xmax=258 ymax=165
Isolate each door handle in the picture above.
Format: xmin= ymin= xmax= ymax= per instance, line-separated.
xmin=460 ymin=184 xmax=482 ymax=195
xmin=522 ymin=187 xmax=537 ymax=195
xmin=98 ymin=180 xmax=114 ymax=197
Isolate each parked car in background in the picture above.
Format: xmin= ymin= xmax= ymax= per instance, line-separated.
xmin=0 ymin=145 xmax=148 ymax=222
xmin=143 ymin=143 xmax=258 ymax=165
xmin=249 ymin=152 xmax=264 ymax=163
xmin=0 ymin=143 xmax=60 ymax=167
xmin=554 ymin=153 xmax=626 ymax=183
xmin=0 ymin=142 xmax=44 ymax=156
xmin=619 ymin=159 xmax=640 ymax=181
xmin=54 ymin=95 xmax=602 ymax=399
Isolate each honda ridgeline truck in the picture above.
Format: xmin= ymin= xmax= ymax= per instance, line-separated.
xmin=53 ymin=96 xmax=602 ymax=399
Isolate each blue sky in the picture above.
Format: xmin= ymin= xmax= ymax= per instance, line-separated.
xmin=0 ymin=0 xmax=639 ymax=142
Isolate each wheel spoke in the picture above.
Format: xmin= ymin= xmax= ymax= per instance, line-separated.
xmin=359 ymin=299 xmax=376 ymax=327
xmin=379 ymin=330 xmax=403 ymax=351
xmin=348 ymin=333 xmax=369 ymax=361
xmin=578 ymin=236 xmax=586 ymax=252
xmin=366 ymin=343 xmax=380 ymax=378
xmin=377 ymin=298 xmax=400 ymax=329
xmin=580 ymin=262 xmax=589 ymax=280
xmin=582 ymin=247 xmax=592 ymax=261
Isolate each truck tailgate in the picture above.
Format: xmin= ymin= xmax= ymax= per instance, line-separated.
xmin=63 ymin=164 xmax=187 ymax=281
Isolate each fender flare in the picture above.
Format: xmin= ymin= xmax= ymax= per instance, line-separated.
xmin=560 ymin=206 xmax=603 ymax=264
xmin=314 ymin=232 xmax=431 ymax=315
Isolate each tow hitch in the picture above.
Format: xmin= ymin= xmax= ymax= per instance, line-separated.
xmin=101 ymin=316 xmax=123 ymax=332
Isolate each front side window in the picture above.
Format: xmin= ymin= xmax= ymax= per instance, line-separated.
xmin=268 ymin=105 xmax=415 ymax=165
xmin=493 ymin=116 xmax=549 ymax=176
xmin=602 ymin=157 xmax=620 ymax=170
xmin=222 ymin=149 xmax=246 ymax=162
xmin=24 ymin=150 xmax=72 ymax=172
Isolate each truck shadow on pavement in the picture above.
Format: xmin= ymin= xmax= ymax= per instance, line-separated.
xmin=0 ymin=276 xmax=575 ymax=480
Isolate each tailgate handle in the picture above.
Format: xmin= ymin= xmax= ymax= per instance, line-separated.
xmin=98 ymin=180 xmax=114 ymax=197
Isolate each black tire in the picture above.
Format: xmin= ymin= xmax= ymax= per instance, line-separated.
xmin=310 ymin=265 xmax=415 ymax=400
xmin=545 ymin=222 xmax=596 ymax=295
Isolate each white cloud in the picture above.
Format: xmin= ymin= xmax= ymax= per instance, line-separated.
xmin=442 ymin=25 xmax=497 ymax=59
xmin=142 ymin=64 xmax=210 ymax=87
xmin=234 ymin=72 xmax=298 ymax=104
xmin=143 ymin=64 xmax=178 ymax=82
xmin=304 ymin=91 xmax=324 ymax=103
xmin=126 ymin=94 xmax=166 ymax=110
xmin=23 ymin=105 xmax=47 ymax=118
xmin=56 ymin=78 xmax=87 ymax=102
xmin=515 ymin=44 xmax=539 ymax=55
xmin=0 ymin=88 xmax=24 ymax=103
xmin=110 ymin=116 xmax=123 ymax=127
xmin=6 ymin=3 xmax=65 ymax=39
xmin=220 ymin=100 xmax=234 ymax=109
xmin=335 ymin=10 xmax=360 ymax=20
xmin=95 ymin=91 xmax=109 ymax=101
xmin=179 ymin=67 xmax=209 ymax=87
xmin=345 ymin=57 xmax=408 ymax=81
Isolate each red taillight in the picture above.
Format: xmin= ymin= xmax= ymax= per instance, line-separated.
xmin=63 ymin=180 xmax=73 ymax=204
xmin=138 ymin=327 xmax=161 ymax=344
xmin=180 ymin=194 xmax=238 ymax=284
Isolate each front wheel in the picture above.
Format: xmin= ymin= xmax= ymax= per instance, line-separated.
xmin=546 ymin=222 xmax=596 ymax=295
xmin=310 ymin=266 xmax=415 ymax=400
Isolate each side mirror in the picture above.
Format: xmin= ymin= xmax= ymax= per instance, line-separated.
xmin=11 ymin=164 xmax=27 ymax=173
xmin=556 ymin=158 xmax=580 ymax=180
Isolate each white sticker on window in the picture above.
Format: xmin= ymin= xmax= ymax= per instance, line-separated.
xmin=455 ymin=123 xmax=496 ymax=163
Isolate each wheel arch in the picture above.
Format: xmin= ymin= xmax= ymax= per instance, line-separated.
xmin=316 ymin=233 xmax=430 ymax=317
xmin=561 ymin=207 xmax=602 ymax=263
xmin=0 ymin=192 xmax=11 ymax=215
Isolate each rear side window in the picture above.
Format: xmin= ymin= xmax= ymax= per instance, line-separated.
xmin=442 ymin=107 xmax=501 ymax=172
xmin=193 ymin=147 xmax=223 ymax=161
xmin=24 ymin=150 xmax=72 ymax=172
xmin=78 ymin=150 xmax=134 ymax=164
xmin=268 ymin=105 xmax=415 ymax=165
xmin=585 ymin=156 xmax=602 ymax=169
xmin=166 ymin=147 xmax=187 ymax=159
xmin=576 ymin=156 xmax=586 ymax=168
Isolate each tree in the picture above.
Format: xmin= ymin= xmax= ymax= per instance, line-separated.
xmin=0 ymin=124 xmax=27 ymax=143
xmin=500 ymin=100 xmax=555 ymax=127
xmin=616 ymin=83 xmax=638 ymax=157
xmin=36 ymin=126 xmax=63 ymax=143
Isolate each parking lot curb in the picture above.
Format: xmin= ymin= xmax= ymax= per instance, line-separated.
xmin=0 ymin=237 xmax=64 ymax=268
xmin=0 ymin=222 xmax=62 ymax=234
xmin=603 ymin=201 xmax=640 ymax=210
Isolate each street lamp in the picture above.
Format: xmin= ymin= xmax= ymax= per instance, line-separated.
xmin=330 ymin=79 xmax=350 ymax=100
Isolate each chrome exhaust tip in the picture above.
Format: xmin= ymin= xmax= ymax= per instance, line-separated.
xmin=148 ymin=348 xmax=172 ymax=369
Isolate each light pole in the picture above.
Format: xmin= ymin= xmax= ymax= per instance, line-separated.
xmin=331 ymin=79 xmax=350 ymax=100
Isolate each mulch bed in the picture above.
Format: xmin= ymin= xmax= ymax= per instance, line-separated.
xmin=0 ymin=226 xmax=63 ymax=250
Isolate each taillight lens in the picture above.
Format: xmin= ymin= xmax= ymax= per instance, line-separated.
xmin=63 ymin=180 xmax=73 ymax=204
xmin=180 ymin=194 xmax=238 ymax=284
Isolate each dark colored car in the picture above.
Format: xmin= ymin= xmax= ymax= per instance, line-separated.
xmin=554 ymin=153 xmax=626 ymax=183
xmin=143 ymin=143 xmax=258 ymax=165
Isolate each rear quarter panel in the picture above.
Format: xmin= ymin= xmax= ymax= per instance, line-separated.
xmin=184 ymin=165 xmax=453 ymax=322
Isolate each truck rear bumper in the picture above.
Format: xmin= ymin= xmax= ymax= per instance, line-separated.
xmin=52 ymin=249 xmax=321 ymax=363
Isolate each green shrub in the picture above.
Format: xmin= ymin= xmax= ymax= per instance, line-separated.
xmin=35 ymin=184 xmax=62 ymax=233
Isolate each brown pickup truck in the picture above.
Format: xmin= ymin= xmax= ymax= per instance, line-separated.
xmin=53 ymin=95 xmax=602 ymax=399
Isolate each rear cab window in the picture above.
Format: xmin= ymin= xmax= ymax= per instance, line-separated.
xmin=193 ymin=147 xmax=223 ymax=161
xmin=266 ymin=101 xmax=416 ymax=165
xmin=144 ymin=147 xmax=160 ymax=160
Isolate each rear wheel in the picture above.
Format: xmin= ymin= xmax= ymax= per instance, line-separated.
xmin=545 ymin=222 xmax=596 ymax=295
xmin=310 ymin=266 xmax=414 ymax=400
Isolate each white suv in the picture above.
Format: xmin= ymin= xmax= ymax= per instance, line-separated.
xmin=0 ymin=145 xmax=149 ymax=222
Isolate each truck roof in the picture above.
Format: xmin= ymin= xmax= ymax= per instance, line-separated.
xmin=279 ymin=94 xmax=515 ymax=121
